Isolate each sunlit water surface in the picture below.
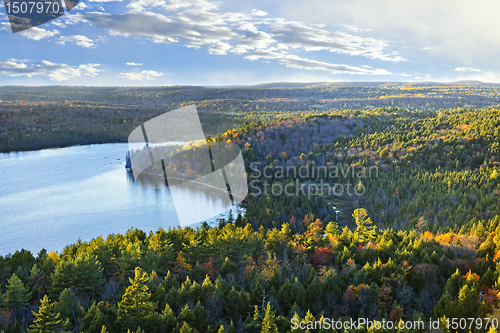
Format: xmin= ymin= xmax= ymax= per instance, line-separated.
xmin=0 ymin=144 xmax=241 ymax=255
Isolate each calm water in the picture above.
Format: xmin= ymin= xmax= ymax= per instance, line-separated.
xmin=0 ymin=144 xmax=241 ymax=256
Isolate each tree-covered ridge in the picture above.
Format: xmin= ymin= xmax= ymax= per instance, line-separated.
xmin=2 ymin=82 xmax=500 ymax=152
xmin=1 ymin=218 xmax=500 ymax=332
xmin=232 ymin=106 xmax=500 ymax=234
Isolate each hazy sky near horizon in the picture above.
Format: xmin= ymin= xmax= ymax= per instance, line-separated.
xmin=0 ymin=0 xmax=499 ymax=86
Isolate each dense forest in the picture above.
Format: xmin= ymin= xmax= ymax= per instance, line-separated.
xmin=2 ymin=82 xmax=500 ymax=152
xmin=2 ymin=86 xmax=500 ymax=332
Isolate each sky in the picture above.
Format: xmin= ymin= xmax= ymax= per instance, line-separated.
xmin=0 ymin=0 xmax=499 ymax=86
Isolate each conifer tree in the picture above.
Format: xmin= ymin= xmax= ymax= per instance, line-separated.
xmin=82 ymin=302 xmax=113 ymax=333
xmin=353 ymin=208 xmax=376 ymax=243
xmin=261 ymin=302 xmax=278 ymax=333
xmin=28 ymin=295 xmax=69 ymax=333
xmin=117 ymin=267 xmax=159 ymax=332
xmin=161 ymin=303 xmax=177 ymax=332
xmin=6 ymin=273 xmax=29 ymax=308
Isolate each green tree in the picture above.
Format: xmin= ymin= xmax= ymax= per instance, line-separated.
xmin=51 ymin=251 xmax=104 ymax=298
xmin=82 ymin=302 xmax=114 ymax=333
xmin=161 ymin=303 xmax=177 ymax=332
xmin=353 ymin=208 xmax=376 ymax=243
xmin=55 ymin=288 xmax=81 ymax=329
xmin=117 ymin=267 xmax=159 ymax=332
xmin=28 ymin=295 xmax=69 ymax=333
xmin=325 ymin=222 xmax=339 ymax=236
xmin=7 ymin=273 xmax=29 ymax=308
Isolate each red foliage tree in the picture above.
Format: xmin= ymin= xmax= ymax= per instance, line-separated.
xmin=202 ymin=256 xmax=216 ymax=280
xmin=311 ymin=247 xmax=332 ymax=267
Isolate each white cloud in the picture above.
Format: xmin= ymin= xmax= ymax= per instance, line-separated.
xmin=0 ymin=59 xmax=102 ymax=81
xmin=268 ymin=21 xmax=405 ymax=62
xmin=278 ymin=0 xmax=500 ymax=67
xmin=343 ymin=24 xmax=371 ymax=33
xmin=251 ymin=9 xmax=268 ymax=17
xmin=0 ymin=22 xmax=10 ymax=32
xmin=52 ymin=12 xmax=89 ymax=28
xmin=83 ymin=0 xmax=401 ymax=76
xmin=74 ymin=2 xmax=92 ymax=10
xmin=454 ymin=67 xmax=482 ymax=73
xmin=86 ymin=11 xmax=237 ymax=47
xmin=19 ymin=27 xmax=59 ymax=40
xmin=231 ymin=30 xmax=277 ymax=55
xmin=126 ymin=0 xmax=219 ymax=14
xmin=117 ymin=70 xmax=164 ymax=80
xmin=126 ymin=62 xmax=142 ymax=66
xmin=58 ymin=35 xmax=95 ymax=48
xmin=245 ymin=50 xmax=392 ymax=75
xmin=208 ymin=42 xmax=232 ymax=54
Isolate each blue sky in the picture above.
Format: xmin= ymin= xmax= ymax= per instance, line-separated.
xmin=0 ymin=0 xmax=499 ymax=86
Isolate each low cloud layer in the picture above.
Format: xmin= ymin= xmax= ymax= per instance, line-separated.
xmin=0 ymin=59 xmax=102 ymax=81
xmin=117 ymin=70 xmax=164 ymax=80
xmin=58 ymin=35 xmax=95 ymax=48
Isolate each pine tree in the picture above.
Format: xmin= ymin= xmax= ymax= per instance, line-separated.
xmin=261 ymin=302 xmax=278 ymax=333
xmin=82 ymin=302 xmax=113 ymax=333
xmin=179 ymin=321 xmax=197 ymax=333
xmin=28 ymin=295 xmax=69 ymax=333
xmin=245 ymin=305 xmax=262 ymax=333
xmin=161 ymin=303 xmax=177 ymax=332
xmin=6 ymin=273 xmax=29 ymax=308
xmin=117 ymin=267 xmax=159 ymax=332
xmin=55 ymin=288 xmax=80 ymax=325
xmin=353 ymin=208 xmax=376 ymax=243
xmin=51 ymin=252 xmax=104 ymax=298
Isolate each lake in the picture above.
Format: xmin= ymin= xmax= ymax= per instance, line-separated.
xmin=0 ymin=144 xmax=242 ymax=256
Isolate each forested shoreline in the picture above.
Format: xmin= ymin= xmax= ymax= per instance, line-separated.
xmin=2 ymin=85 xmax=500 ymax=332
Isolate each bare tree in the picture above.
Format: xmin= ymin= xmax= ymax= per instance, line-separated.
xmin=205 ymin=292 xmax=225 ymax=325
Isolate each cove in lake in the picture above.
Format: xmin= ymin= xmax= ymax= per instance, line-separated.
xmin=0 ymin=143 xmax=242 ymax=256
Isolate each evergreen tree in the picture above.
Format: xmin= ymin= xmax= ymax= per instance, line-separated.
xmin=51 ymin=252 xmax=104 ymax=298
xmin=82 ymin=302 xmax=114 ymax=333
xmin=28 ymin=295 xmax=69 ymax=333
xmin=261 ymin=302 xmax=278 ymax=333
xmin=353 ymin=208 xmax=376 ymax=243
xmin=161 ymin=303 xmax=177 ymax=332
xmin=55 ymin=288 xmax=80 ymax=327
xmin=117 ymin=267 xmax=159 ymax=333
xmin=6 ymin=273 xmax=29 ymax=308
